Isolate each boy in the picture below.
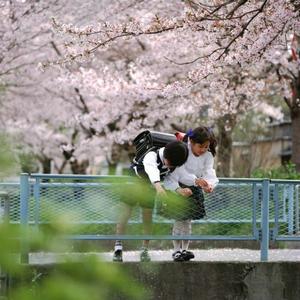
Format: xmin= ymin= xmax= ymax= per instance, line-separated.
xmin=113 ymin=141 xmax=189 ymax=262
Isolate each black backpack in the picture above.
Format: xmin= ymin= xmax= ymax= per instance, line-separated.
xmin=132 ymin=130 xmax=177 ymax=165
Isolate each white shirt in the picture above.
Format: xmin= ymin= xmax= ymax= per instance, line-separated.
xmin=164 ymin=143 xmax=219 ymax=191
xmin=142 ymin=148 xmax=168 ymax=183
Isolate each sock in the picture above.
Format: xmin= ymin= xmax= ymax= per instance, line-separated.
xmin=172 ymin=221 xmax=183 ymax=252
xmin=173 ymin=240 xmax=181 ymax=253
xmin=181 ymin=220 xmax=191 ymax=251
xmin=182 ymin=240 xmax=190 ymax=251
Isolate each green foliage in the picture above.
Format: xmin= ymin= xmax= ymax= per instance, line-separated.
xmin=251 ymin=163 xmax=300 ymax=179
xmin=10 ymin=256 xmax=146 ymax=300
xmin=193 ymin=223 xmax=252 ymax=236
xmin=18 ymin=152 xmax=39 ymax=174
xmin=0 ymin=134 xmax=17 ymax=177
xmin=0 ymin=220 xmax=147 ymax=300
xmin=0 ymin=136 xmax=146 ymax=300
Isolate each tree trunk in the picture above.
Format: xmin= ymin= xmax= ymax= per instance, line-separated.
xmin=291 ymin=110 xmax=300 ymax=172
xmin=107 ymin=142 xmax=123 ymax=175
xmin=216 ymin=115 xmax=237 ymax=177
xmin=290 ymin=73 xmax=300 ymax=172
xmin=41 ymin=158 xmax=51 ymax=174
xmin=108 ymin=163 xmax=117 ymax=175
xmin=70 ymin=159 xmax=89 ymax=174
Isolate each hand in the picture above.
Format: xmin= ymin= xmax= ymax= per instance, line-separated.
xmin=203 ymin=184 xmax=213 ymax=193
xmin=195 ymin=178 xmax=209 ymax=188
xmin=154 ymin=182 xmax=167 ymax=196
xmin=176 ymin=187 xmax=193 ymax=197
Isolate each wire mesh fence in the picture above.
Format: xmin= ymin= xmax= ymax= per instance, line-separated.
xmin=270 ymin=180 xmax=300 ymax=240
xmin=2 ymin=174 xmax=300 ymax=261
xmin=16 ymin=175 xmax=265 ymax=239
xmin=0 ymin=184 xmax=19 ymax=223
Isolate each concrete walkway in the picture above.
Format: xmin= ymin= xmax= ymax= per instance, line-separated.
xmin=29 ymin=249 xmax=300 ymax=264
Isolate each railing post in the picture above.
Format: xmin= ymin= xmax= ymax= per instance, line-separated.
xmin=260 ymin=179 xmax=270 ymax=262
xmin=288 ymin=184 xmax=294 ymax=235
xmin=296 ymin=185 xmax=299 ymax=234
xmin=33 ymin=177 xmax=41 ymax=227
xmin=0 ymin=191 xmax=9 ymax=223
xmin=252 ymin=183 xmax=259 ymax=239
xmin=0 ymin=191 xmax=10 ymax=297
xmin=20 ymin=173 xmax=30 ymax=263
xmin=273 ymin=183 xmax=279 ymax=238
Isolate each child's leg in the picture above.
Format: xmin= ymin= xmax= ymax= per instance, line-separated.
xmin=181 ymin=219 xmax=192 ymax=251
xmin=113 ymin=203 xmax=132 ymax=262
xmin=172 ymin=220 xmax=184 ymax=252
xmin=115 ymin=203 xmax=132 ymax=247
xmin=180 ymin=219 xmax=194 ymax=261
xmin=139 ymin=208 xmax=153 ymax=262
xmin=142 ymin=208 xmax=153 ymax=248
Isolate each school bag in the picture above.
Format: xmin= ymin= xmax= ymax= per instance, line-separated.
xmin=132 ymin=130 xmax=178 ymax=165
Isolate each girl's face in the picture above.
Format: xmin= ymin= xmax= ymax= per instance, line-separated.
xmin=190 ymin=140 xmax=210 ymax=157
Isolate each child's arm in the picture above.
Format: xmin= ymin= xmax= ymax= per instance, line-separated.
xmin=163 ymin=166 xmax=193 ymax=197
xmin=143 ymin=151 xmax=161 ymax=183
xmin=195 ymin=153 xmax=218 ymax=193
xmin=143 ymin=150 xmax=167 ymax=195
xmin=202 ymin=153 xmax=218 ymax=192
xmin=153 ymin=181 xmax=167 ymax=196
xmin=168 ymin=165 xmax=211 ymax=193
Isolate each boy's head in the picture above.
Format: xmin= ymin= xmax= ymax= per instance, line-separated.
xmin=163 ymin=141 xmax=188 ymax=168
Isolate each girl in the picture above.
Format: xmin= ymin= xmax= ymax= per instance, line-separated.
xmin=164 ymin=126 xmax=219 ymax=262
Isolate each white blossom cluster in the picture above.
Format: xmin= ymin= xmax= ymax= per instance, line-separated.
xmin=0 ymin=0 xmax=298 ymax=173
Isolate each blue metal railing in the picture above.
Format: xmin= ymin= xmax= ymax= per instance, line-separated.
xmin=1 ymin=173 xmax=300 ymax=262
xmin=270 ymin=179 xmax=300 ymax=241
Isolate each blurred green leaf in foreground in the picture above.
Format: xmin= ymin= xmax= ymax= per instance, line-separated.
xmin=0 ymin=135 xmax=147 ymax=300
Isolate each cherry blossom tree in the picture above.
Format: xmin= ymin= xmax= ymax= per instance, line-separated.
xmin=57 ymin=0 xmax=299 ymax=172
xmin=1 ymin=1 xmax=195 ymax=173
xmin=268 ymin=33 xmax=300 ymax=171
xmin=1 ymin=0 xmax=298 ymax=175
xmin=0 ymin=0 xmax=122 ymax=173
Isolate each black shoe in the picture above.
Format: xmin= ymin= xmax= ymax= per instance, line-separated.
xmin=172 ymin=251 xmax=184 ymax=262
xmin=181 ymin=250 xmax=195 ymax=261
xmin=113 ymin=250 xmax=123 ymax=262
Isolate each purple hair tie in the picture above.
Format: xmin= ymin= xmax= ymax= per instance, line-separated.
xmin=207 ymin=127 xmax=214 ymax=135
xmin=186 ymin=128 xmax=194 ymax=137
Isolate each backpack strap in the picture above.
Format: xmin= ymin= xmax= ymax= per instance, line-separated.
xmin=156 ymin=150 xmax=171 ymax=180
xmin=132 ymin=150 xmax=170 ymax=181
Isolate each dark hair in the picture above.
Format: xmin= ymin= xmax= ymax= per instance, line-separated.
xmin=163 ymin=141 xmax=188 ymax=167
xmin=183 ymin=126 xmax=217 ymax=156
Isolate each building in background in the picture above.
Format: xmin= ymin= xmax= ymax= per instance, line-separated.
xmin=232 ymin=121 xmax=292 ymax=177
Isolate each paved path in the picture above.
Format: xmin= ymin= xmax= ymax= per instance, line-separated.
xmin=29 ymin=249 xmax=300 ymax=264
